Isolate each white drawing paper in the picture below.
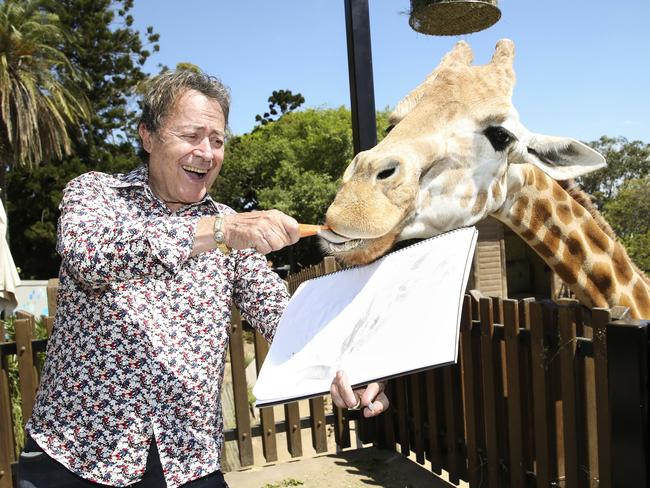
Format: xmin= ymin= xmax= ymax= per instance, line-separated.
xmin=253 ymin=226 xmax=478 ymax=407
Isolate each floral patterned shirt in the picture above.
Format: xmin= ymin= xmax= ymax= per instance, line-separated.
xmin=27 ymin=166 xmax=289 ymax=487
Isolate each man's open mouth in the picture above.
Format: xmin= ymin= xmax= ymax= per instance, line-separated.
xmin=182 ymin=164 xmax=210 ymax=180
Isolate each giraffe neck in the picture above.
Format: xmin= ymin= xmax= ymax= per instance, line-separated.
xmin=492 ymin=165 xmax=650 ymax=319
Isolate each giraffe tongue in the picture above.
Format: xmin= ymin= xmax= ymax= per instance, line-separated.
xmin=318 ymin=229 xmax=353 ymax=244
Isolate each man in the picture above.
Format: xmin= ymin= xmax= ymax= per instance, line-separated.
xmin=19 ymin=70 xmax=387 ymax=488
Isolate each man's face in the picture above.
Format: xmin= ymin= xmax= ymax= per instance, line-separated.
xmin=139 ymin=89 xmax=226 ymax=211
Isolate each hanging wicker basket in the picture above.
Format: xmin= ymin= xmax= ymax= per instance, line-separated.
xmin=409 ymin=0 xmax=501 ymax=36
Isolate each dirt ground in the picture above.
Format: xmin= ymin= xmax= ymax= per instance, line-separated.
xmin=224 ymin=446 xmax=465 ymax=488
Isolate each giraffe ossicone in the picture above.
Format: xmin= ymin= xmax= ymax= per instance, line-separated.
xmin=322 ymin=39 xmax=650 ymax=319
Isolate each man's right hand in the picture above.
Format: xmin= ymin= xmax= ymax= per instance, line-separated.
xmin=223 ymin=210 xmax=300 ymax=254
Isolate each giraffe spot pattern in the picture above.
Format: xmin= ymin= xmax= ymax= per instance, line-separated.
xmin=555 ymin=260 xmax=578 ymax=285
xmin=557 ymin=202 xmax=572 ymax=225
xmin=612 ymin=244 xmax=634 ymax=285
xmin=583 ymin=219 xmax=610 ymax=254
xmin=552 ymin=182 xmax=567 ymax=202
xmin=563 ymin=232 xmax=587 ymax=266
xmin=530 ymin=198 xmax=552 ymax=233
xmin=632 ymin=279 xmax=650 ymax=318
xmin=587 ymin=262 xmax=615 ymax=298
xmin=510 ymin=195 xmax=529 ymax=228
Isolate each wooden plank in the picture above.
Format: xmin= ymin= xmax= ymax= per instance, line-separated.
xmin=479 ymin=297 xmax=501 ymax=487
xmin=443 ymin=363 xmax=464 ymax=484
xmin=558 ymin=302 xmax=588 ymax=488
xmin=14 ymin=317 xmax=38 ymax=427
xmin=0 ymin=321 xmax=14 ymax=488
xmin=333 ymin=406 xmax=351 ymax=449
xmin=377 ymin=380 xmax=395 ymax=450
xmin=308 ymin=397 xmax=327 ymax=453
xmin=503 ymin=299 xmax=526 ymax=487
xmin=42 ymin=316 xmax=55 ymax=338
xmin=592 ymin=308 xmax=612 ymax=488
xmin=459 ymin=296 xmax=483 ymax=487
xmin=253 ymin=331 xmax=277 ymax=462
xmin=46 ymin=278 xmax=59 ymax=316
xmin=394 ymin=376 xmax=410 ymax=456
xmin=228 ymin=308 xmax=253 ymax=466
xmin=530 ymin=302 xmax=555 ymax=487
xmin=408 ymin=373 xmax=425 ymax=464
xmin=424 ymin=370 xmax=442 ymax=473
xmin=284 ymin=402 xmax=303 ymax=457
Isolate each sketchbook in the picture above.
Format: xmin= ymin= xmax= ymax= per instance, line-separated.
xmin=253 ymin=226 xmax=478 ymax=407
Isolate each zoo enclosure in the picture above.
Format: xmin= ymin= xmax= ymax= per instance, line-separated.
xmin=1 ymin=260 xmax=648 ymax=488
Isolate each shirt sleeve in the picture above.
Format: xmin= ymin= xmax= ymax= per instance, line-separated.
xmin=57 ymin=172 xmax=199 ymax=288
xmin=232 ymin=248 xmax=290 ymax=343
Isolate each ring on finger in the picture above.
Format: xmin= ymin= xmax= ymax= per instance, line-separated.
xmin=348 ymin=398 xmax=361 ymax=410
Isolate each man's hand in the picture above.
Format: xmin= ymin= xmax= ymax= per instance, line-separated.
xmin=330 ymin=370 xmax=389 ymax=418
xmin=223 ymin=210 xmax=299 ymax=254
xmin=191 ymin=210 xmax=299 ymax=257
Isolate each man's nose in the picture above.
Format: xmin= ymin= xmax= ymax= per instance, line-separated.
xmin=193 ymin=136 xmax=213 ymax=161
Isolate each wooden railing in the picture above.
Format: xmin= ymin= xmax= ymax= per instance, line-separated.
xmin=1 ymin=261 xmax=648 ymax=488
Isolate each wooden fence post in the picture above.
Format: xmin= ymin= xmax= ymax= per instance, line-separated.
xmin=253 ymin=331 xmax=278 ymax=463
xmin=592 ymin=308 xmax=612 ymax=488
xmin=503 ymin=299 xmax=526 ymax=487
xmin=558 ymin=301 xmax=589 ymax=488
xmin=14 ymin=313 xmax=38 ymax=427
xmin=0 ymin=321 xmax=14 ymax=488
xmin=607 ymin=319 xmax=649 ymax=487
xmin=228 ymin=308 xmax=253 ymax=467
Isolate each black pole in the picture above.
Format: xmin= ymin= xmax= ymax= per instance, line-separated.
xmin=344 ymin=0 xmax=377 ymax=155
xmin=607 ymin=319 xmax=649 ymax=487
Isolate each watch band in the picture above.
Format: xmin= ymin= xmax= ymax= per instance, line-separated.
xmin=213 ymin=215 xmax=231 ymax=255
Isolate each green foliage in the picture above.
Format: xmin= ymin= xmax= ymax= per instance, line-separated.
xmin=603 ymin=177 xmax=650 ymax=272
xmin=6 ymin=0 xmax=158 ymax=278
xmin=579 ymin=136 xmax=650 ymax=208
xmin=0 ymin=0 xmax=90 ymax=201
xmin=262 ymin=479 xmax=304 ymax=488
xmin=214 ymin=107 xmax=390 ymax=269
xmin=255 ymin=89 xmax=305 ymax=126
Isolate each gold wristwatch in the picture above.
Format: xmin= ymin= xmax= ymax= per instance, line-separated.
xmin=213 ymin=215 xmax=231 ymax=255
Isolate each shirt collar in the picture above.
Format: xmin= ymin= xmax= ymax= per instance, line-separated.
xmin=108 ymin=165 xmax=221 ymax=212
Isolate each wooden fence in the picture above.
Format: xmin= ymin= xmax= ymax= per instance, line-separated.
xmin=1 ymin=260 xmax=648 ymax=488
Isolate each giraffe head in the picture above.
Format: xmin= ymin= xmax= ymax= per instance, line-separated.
xmin=322 ymin=39 xmax=606 ymax=265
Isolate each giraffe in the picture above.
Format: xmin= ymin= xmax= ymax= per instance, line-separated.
xmin=320 ymin=39 xmax=650 ymax=319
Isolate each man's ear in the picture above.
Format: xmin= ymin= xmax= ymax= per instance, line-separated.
xmin=511 ymin=133 xmax=606 ymax=180
xmin=138 ymin=124 xmax=152 ymax=153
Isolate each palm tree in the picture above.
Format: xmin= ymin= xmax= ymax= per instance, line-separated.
xmin=0 ymin=0 xmax=89 ymax=204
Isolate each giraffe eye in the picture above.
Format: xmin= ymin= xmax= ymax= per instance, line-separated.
xmin=484 ymin=126 xmax=515 ymax=152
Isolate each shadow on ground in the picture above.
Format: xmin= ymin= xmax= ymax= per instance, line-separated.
xmin=225 ymin=446 xmax=462 ymax=488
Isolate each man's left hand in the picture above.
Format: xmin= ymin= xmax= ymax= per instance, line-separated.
xmin=330 ymin=370 xmax=389 ymax=418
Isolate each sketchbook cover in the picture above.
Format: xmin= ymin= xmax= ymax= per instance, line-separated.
xmin=253 ymin=226 xmax=478 ymax=407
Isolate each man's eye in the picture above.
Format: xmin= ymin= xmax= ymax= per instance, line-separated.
xmin=210 ymin=138 xmax=224 ymax=148
xmin=183 ymin=134 xmax=197 ymax=140
xmin=483 ymin=126 xmax=515 ymax=152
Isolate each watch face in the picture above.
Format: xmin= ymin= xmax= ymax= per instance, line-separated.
xmin=214 ymin=230 xmax=225 ymax=243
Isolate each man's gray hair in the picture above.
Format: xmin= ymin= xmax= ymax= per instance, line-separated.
xmin=139 ymin=69 xmax=231 ymax=134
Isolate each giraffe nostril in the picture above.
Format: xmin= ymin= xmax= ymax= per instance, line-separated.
xmin=376 ymin=162 xmax=399 ymax=181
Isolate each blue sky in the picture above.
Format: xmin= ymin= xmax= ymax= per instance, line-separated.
xmin=131 ymin=0 xmax=649 ymax=143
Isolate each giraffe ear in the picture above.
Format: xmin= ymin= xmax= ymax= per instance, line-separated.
xmin=517 ymin=134 xmax=606 ymax=180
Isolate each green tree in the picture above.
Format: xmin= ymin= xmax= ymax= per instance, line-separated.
xmin=0 ymin=0 xmax=90 ymax=203
xmin=579 ymin=136 xmax=650 ymax=208
xmin=603 ymin=177 xmax=650 ymax=273
xmin=6 ymin=0 xmax=159 ymax=279
xmin=255 ymin=89 xmax=305 ymax=126
xmin=215 ymin=107 xmax=390 ymax=269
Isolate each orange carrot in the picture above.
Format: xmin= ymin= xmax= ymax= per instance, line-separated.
xmin=299 ymin=223 xmax=330 ymax=238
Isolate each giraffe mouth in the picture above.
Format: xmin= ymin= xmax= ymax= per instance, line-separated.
xmin=318 ymin=229 xmax=365 ymax=253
